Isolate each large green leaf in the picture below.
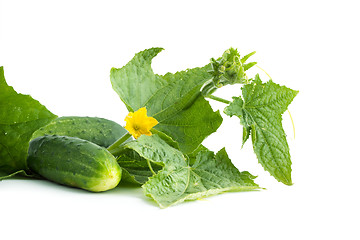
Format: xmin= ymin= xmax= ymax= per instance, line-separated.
xmin=123 ymin=135 xmax=260 ymax=208
xmin=0 ymin=66 xmax=57 ymax=178
xmin=110 ymin=48 xmax=222 ymax=153
xmin=224 ymin=75 xmax=298 ymax=185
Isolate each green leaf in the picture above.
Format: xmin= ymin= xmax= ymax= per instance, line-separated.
xmin=116 ymin=132 xmax=173 ymax=185
xmin=0 ymin=66 xmax=57 ymax=177
xmin=110 ymin=48 xmax=222 ymax=153
xmin=153 ymin=96 xmax=222 ymax=153
xmin=241 ymin=51 xmax=256 ymax=63
xmin=243 ymin=62 xmax=257 ymax=71
xmin=186 ymin=144 xmax=209 ymax=165
xmin=150 ymin=129 xmax=179 ymax=150
xmin=224 ymin=74 xmax=298 ymax=185
xmin=123 ymin=135 xmax=260 ymax=208
xmin=117 ymin=149 xmax=162 ymax=185
xmin=242 ymin=126 xmax=251 ymax=148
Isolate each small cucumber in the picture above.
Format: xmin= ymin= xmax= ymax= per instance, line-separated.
xmin=27 ymin=135 xmax=121 ymax=192
xmin=31 ymin=116 xmax=128 ymax=148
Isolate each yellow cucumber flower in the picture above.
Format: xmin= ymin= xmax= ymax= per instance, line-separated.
xmin=124 ymin=107 xmax=158 ymax=139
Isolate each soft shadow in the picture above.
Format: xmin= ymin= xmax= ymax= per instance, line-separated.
xmin=103 ymin=183 xmax=161 ymax=208
xmin=3 ymin=176 xmax=160 ymax=208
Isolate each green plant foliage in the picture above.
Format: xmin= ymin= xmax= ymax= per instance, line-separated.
xmin=117 ymin=148 xmax=163 ymax=185
xmin=224 ymin=74 xmax=298 ymax=185
xmin=202 ymin=48 xmax=256 ymax=96
xmin=110 ymin=48 xmax=222 ymax=153
xmin=0 ymin=46 xmax=299 ymax=208
xmin=123 ymin=134 xmax=259 ymax=208
xmin=0 ymin=67 xmax=57 ymax=179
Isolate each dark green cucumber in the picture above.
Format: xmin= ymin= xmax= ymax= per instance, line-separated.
xmin=27 ymin=135 xmax=122 ymax=192
xmin=31 ymin=116 xmax=128 ymax=148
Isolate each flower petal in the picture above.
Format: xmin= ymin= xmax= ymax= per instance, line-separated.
xmin=123 ymin=107 xmax=158 ymax=139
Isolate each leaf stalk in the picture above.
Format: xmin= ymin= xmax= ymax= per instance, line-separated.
xmin=107 ymin=132 xmax=132 ymax=155
xmin=206 ymin=95 xmax=231 ymax=104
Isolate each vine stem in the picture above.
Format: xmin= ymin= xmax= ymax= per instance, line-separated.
xmin=107 ymin=132 xmax=132 ymax=155
xmin=256 ymin=65 xmax=272 ymax=79
xmin=287 ymin=109 xmax=296 ymax=139
xmin=206 ymin=94 xmax=231 ymax=104
xmin=146 ymin=159 xmax=156 ymax=175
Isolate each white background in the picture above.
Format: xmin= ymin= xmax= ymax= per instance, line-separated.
xmin=1 ymin=0 xmax=359 ymax=239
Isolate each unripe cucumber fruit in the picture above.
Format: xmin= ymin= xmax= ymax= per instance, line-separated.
xmin=27 ymin=135 xmax=122 ymax=192
xmin=31 ymin=116 xmax=128 ymax=148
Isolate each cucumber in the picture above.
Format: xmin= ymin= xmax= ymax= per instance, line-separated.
xmin=31 ymin=116 xmax=128 ymax=148
xmin=27 ymin=135 xmax=122 ymax=192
